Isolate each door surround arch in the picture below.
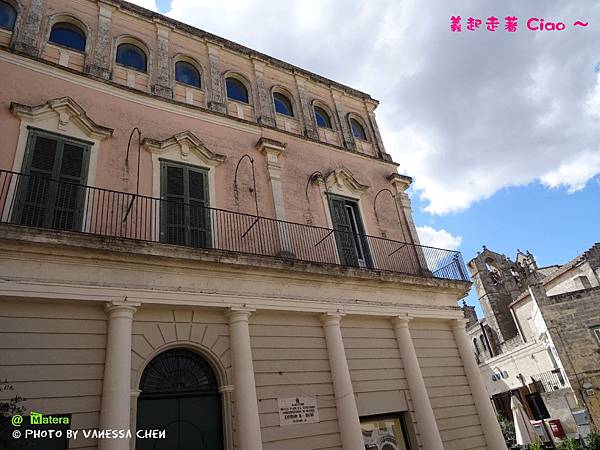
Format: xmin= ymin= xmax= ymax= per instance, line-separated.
xmin=132 ymin=342 xmax=233 ymax=450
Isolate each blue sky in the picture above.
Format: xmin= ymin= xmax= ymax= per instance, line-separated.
xmin=412 ymin=179 xmax=600 ymax=314
xmin=143 ymin=0 xmax=599 ymax=316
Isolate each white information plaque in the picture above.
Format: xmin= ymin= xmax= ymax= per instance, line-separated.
xmin=277 ymin=397 xmax=320 ymax=426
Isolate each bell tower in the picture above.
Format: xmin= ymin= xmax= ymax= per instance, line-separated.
xmin=468 ymin=246 xmax=522 ymax=347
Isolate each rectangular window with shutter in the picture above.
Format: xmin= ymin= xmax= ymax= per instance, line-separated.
xmin=160 ymin=160 xmax=211 ymax=248
xmin=327 ymin=194 xmax=372 ymax=268
xmin=13 ymin=129 xmax=90 ymax=231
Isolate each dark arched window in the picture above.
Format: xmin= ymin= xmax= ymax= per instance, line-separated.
xmin=175 ymin=61 xmax=201 ymax=88
xmin=49 ymin=22 xmax=86 ymax=52
xmin=226 ymin=77 xmax=248 ymax=103
xmin=273 ymin=92 xmax=293 ymax=117
xmin=350 ymin=118 xmax=367 ymax=140
xmin=0 ymin=1 xmax=17 ymax=30
xmin=314 ymin=106 xmax=332 ymax=128
xmin=137 ymin=349 xmax=223 ymax=449
xmin=116 ymin=43 xmax=147 ymax=72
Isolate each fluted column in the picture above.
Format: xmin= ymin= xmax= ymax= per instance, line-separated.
xmin=330 ymin=88 xmax=355 ymax=150
xmin=321 ymin=313 xmax=363 ymax=450
xmin=207 ymin=43 xmax=227 ymax=113
xmin=98 ymin=301 xmax=139 ymax=450
xmin=451 ymin=319 xmax=507 ymax=450
xmin=153 ymin=24 xmax=172 ymax=98
xmin=13 ymin=0 xmax=44 ymax=55
xmin=228 ymin=308 xmax=263 ymax=450
xmin=252 ymin=59 xmax=276 ymax=127
xmin=392 ymin=317 xmax=444 ymax=450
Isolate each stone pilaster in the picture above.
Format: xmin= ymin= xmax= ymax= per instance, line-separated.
xmin=227 ymin=308 xmax=263 ymax=450
xmin=330 ymin=88 xmax=355 ymax=150
xmin=321 ymin=313 xmax=364 ymax=450
xmin=152 ymin=24 xmax=172 ymax=98
xmin=392 ymin=317 xmax=444 ymax=450
xmin=256 ymin=137 xmax=287 ymax=221
xmin=207 ymin=43 xmax=227 ymax=114
xmin=98 ymin=301 xmax=140 ymax=450
xmin=295 ymin=75 xmax=318 ymax=140
xmin=451 ymin=319 xmax=508 ymax=450
xmin=388 ymin=173 xmax=420 ymax=245
xmin=365 ymin=99 xmax=391 ymax=161
xmin=13 ymin=0 xmax=44 ymax=55
xmin=252 ymin=59 xmax=275 ymax=127
xmin=86 ymin=3 xmax=114 ymax=79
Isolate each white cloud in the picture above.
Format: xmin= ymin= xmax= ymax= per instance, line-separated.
xmin=540 ymin=151 xmax=600 ymax=193
xmin=416 ymin=226 xmax=462 ymax=250
xmin=132 ymin=0 xmax=600 ymax=214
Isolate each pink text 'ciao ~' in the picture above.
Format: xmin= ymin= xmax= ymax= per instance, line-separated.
xmin=450 ymin=16 xmax=589 ymax=32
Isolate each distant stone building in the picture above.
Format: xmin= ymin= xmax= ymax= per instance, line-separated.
xmin=465 ymin=244 xmax=600 ymax=441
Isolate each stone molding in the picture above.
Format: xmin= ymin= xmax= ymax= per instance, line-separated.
xmin=142 ymin=130 xmax=226 ymax=166
xmin=322 ymin=167 xmax=369 ymax=196
xmin=10 ymin=96 xmax=114 ymax=139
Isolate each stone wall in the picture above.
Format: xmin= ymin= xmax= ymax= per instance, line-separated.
xmin=539 ymin=286 xmax=600 ymax=426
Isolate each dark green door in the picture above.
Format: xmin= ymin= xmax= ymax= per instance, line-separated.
xmin=160 ymin=161 xmax=211 ymax=248
xmin=328 ymin=195 xmax=372 ymax=268
xmin=14 ymin=130 xmax=90 ymax=231
xmin=136 ymin=349 xmax=223 ymax=450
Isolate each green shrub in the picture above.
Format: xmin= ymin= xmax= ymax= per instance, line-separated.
xmin=558 ymin=437 xmax=585 ymax=450
xmin=586 ymin=431 xmax=600 ymax=450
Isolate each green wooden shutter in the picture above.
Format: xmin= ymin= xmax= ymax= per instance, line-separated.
xmin=53 ymin=142 xmax=88 ymax=230
xmin=162 ymin=163 xmax=186 ymax=245
xmin=187 ymin=167 xmax=210 ymax=248
xmin=329 ymin=196 xmax=360 ymax=266
xmin=161 ymin=161 xmax=211 ymax=248
xmin=16 ymin=131 xmax=89 ymax=230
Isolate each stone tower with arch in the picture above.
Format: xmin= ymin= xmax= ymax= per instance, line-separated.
xmin=467 ymin=246 xmax=540 ymax=351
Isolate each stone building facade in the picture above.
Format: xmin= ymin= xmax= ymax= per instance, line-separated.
xmin=0 ymin=1 xmax=507 ymax=449
xmin=466 ymin=244 xmax=600 ymax=441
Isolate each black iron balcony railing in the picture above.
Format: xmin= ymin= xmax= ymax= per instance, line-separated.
xmin=0 ymin=169 xmax=469 ymax=281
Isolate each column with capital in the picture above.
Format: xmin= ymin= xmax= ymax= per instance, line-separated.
xmin=228 ymin=309 xmax=263 ymax=450
xmin=451 ymin=319 xmax=507 ymax=450
xmin=392 ymin=316 xmax=444 ymax=450
xmin=98 ymin=301 xmax=140 ymax=450
xmin=321 ymin=313 xmax=364 ymax=450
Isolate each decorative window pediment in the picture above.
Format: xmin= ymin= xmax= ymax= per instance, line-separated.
xmin=143 ymin=131 xmax=226 ymax=167
xmin=320 ymin=167 xmax=369 ymax=197
xmin=10 ymin=97 xmax=114 ymax=140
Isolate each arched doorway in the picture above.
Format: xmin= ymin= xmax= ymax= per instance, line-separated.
xmin=136 ymin=348 xmax=224 ymax=450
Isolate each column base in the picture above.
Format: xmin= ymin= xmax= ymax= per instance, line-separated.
xmin=153 ymin=84 xmax=173 ymax=99
xmin=304 ymin=129 xmax=319 ymax=140
xmin=209 ymin=101 xmax=227 ymax=114
xmin=86 ymin=64 xmax=112 ymax=80
xmin=258 ymin=116 xmax=276 ymax=127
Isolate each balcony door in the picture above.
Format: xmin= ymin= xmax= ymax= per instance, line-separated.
xmin=14 ymin=129 xmax=90 ymax=231
xmin=328 ymin=194 xmax=372 ymax=268
xmin=160 ymin=160 xmax=211 ymax=248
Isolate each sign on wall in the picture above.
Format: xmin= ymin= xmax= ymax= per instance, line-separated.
xmin=278 ymin=397 xmax=319 ymax=426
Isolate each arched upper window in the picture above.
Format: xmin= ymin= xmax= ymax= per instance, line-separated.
xmin=350 ymin=117 xmax=368 ymax=141
xmin=0 ymin=1 xmax=17 ymax=30
xmin=314 ymin=106 xmax=332 ymax=128
xmin=226 ymin=77 xmax=249 ymax=103
xmin=116 ymin=43 xmax=147 ymax=72
xmin=49 ymin=22 xmax=86 ymax=52
xmin=175 ymin=61 xmax=201 ymax=88
xmin=273 ymin=92 xmax=293 ymax=117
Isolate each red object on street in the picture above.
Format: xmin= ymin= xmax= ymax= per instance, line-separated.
xmin=548 ymin=419 xmax=565 ymax=438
